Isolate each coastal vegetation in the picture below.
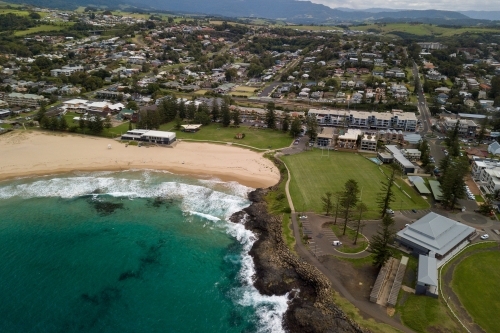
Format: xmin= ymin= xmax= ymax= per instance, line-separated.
xmin=282 ymin=150 xmax=429 ymax=219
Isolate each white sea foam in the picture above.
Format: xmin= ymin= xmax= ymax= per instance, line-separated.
xmin=0 ymin=171 xmax=289 ymax=332
xmin=226 ymin=217 xmax=290 ymax=333
xmin=188 ymin=211 xmax=221 ymax=222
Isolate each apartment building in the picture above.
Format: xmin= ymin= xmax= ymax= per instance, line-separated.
xmin=360 ymin=134 xmax=377 ymax=151
xmin=443 ymin=117 xmax=477 ymax=137
xmin=4 ymin=93 xmax=48 ymax=107
xmin=309 ymin=109 xmax=417 ymax=131
xmin=50 ymin=65 xmax=84 ymax=77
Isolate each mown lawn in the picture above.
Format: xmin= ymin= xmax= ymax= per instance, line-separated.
xmin=14 ymin=23 xmax=73 ymax=36
xmin=159 ymin=122 xmax=293 ymax=149
xmin=397 ymin=293 xmax=461 ymax=333
xmin=451 ymin=251 xmax=500 ymax=333
xmin=282 ymin=150 xmax=429 ymax=219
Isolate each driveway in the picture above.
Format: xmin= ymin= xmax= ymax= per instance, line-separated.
xmin=258 ymin=82 xmax=281 ymax=97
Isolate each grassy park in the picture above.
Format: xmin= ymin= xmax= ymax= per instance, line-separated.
xmin=451 ymin=251 xmax=500 ymax=333
xmin=159 ymin=122 xmax=293 ymax=149
xmin=282 ymin=150 xmax=429 ymax=219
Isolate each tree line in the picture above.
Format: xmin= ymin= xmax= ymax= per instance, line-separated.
xmin=321 ymin=166 xmax=399 ymax=268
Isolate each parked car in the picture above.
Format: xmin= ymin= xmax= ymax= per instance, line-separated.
xmin=386 ymin=209 xmax=395 ymax=215
xmin=332 ymin=240 xmax=342 ymax=246
xmin=411 ymin=209 xmax=417 ymax=213
xmin=480 ymin=234 xmax=490 ymax=240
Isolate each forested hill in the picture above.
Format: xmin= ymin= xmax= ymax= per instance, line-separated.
xmin=2 ymin=0 xmax=497 ymax=24
xmin=0 ymin=13 xmax=38 ymax=30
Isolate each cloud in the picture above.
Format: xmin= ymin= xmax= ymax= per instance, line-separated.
xmin=305 ymin=0 xmax=500 ymax=11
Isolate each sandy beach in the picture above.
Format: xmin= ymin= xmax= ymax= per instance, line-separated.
xmin=0 ymin=131 xmax=280 ymax=188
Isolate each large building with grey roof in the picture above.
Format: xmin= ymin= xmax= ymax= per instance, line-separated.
xmin=396 ymin=212 xmax=475 ymax=260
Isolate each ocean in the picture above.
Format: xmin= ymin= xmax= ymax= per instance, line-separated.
xmin=0 ymin=170 xmax=288 ymax=333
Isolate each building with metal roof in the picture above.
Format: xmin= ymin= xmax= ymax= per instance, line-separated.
xmin=428 ymin=180 xmax=443 ymax=201
xmin=385 ymin=145 xmax=416 ymax=174
xmin=121 ymin=129 xmax=176 ymax=145
xmin=396 ymin=212 xmax=475 ymax=260
xmin=416 ymin=255 xmax=438 ymax=298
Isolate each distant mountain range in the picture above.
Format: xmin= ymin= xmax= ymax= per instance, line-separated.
xmin=5 ymin=0 xmax=500 ymax=24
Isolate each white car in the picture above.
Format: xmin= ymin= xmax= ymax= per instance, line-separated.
xmin=386 ymin=209 xmax=395 ymax=215
xmin=480 ymin=234 xmax=489 ymax=240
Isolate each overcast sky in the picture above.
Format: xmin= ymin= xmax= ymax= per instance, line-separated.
xmin=305 ymin=0 xmax=500 ymax=11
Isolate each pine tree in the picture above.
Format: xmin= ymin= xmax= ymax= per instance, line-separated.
xmin=340 ymin=179 xmax=360 ymax=235
xmin=178 ymin=100 xmax=186 ymax=119
xmin=440 ymin=158 xmax=468 ymax=209
xmin=306 ymin=116 xmax=318 ymax=141
xmin=282 ymin=114 xmax=290 ymax=132
xmin=290 ymin=117 xmax=301 ymax=137
xmin=211 ymin=99 xmax=220 ymax=122
xmin=369 ymin=214 xmax=395 ymax=268
xmin=321 ymin=191 xmax=333 ymax=215
xmin=266 ymin=102 xmax=276 ymax=129
xmin=174 ymin=115 xmax=182 ymax=130
xmin=221 ymin=99 xmax=231 ymax=127
xmin=35 ymin=102 xmax=47 ymax=122
xmin=186 ymin=102 xmax=197 ymax=120
xmin=377 ymin=167 xmax=396 ymax=218
xmin=104 ymin=116 xmax=112 ymax=130
xmin=59 ymin=116 xmax=68 ymax=131
xmin=353 ymin=202 xmax=367 ymax=245
xmin=232 ymin=109 xmax=240 ymax=126
xmin=128 ymin=121 xmax=132 ymax=131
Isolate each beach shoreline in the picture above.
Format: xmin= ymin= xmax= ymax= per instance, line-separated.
xmin=0 ymin=131 xmax=280 ymax=189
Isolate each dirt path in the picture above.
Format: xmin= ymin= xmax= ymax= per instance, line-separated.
xmin=441 ymin=246 xmax=500 ymax=333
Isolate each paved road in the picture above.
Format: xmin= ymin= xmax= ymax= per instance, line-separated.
xmin=413 ymin=62 xmax=432 ymax=135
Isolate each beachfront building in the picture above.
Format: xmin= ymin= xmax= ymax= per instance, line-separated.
xmin=309 ymin=109 xmax=417 ymax=131
xmin=121 ymin=129 xmax=176 ymax=145
xmin=316 ymin=127 xmax=335 ymax=147
xmin=4 ymin=93 xmax=48 ymax=107
xmin=360 ymin=134 xmax=377 ymax=151
xmin=337 ymin=129 xmax=362 ymax=149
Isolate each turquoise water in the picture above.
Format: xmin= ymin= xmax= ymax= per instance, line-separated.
xmin=0 ymin=171 xmax=288 ymax=333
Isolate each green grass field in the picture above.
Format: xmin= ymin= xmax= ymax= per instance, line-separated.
xmin=350 ymin=23 xmax=500 ymax=37
xmin=397 ymin=294 xmax=461 ymax=333
xmin=282 ymin=150 xmax=429 ymax=219
xmin=159 ymin=122 xmax=293 ymax=149
xmin=451 ymin=251 xmax=500 ymax=333
xmin=14 ymin=24 xmax=73 ymax=36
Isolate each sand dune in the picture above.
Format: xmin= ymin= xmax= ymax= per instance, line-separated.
xmin=0 ymin=131 xmax=280 ymax=188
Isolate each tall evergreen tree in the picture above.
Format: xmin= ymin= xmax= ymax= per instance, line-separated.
xmin=440 ymin=158 xmax=468 ymax=209
xmin=282 ymin=113 xmax=290 ymax=132
xmin=369 ymin=214 xmax=395 ymax=268
xmin=35 ymin=102 xmax=47 ymax=122
xmin=221 ymin=99 xmax=231 ymax=127
xmin=178 ymin=100 xmax=186 ymax=119
xmin=321 ymin=191 xmax=333 ymax=216
xmin=290 ymin=117 xmax=301 ymax=137
xmin=59 ymin=116 xmax=68 ymax=131
xmin=445 ymin=120 xmax=460 ymax=157
xmin=211 ymin=99 xmax=220 ymax=122
xmin=353 ymin=202 xmax=367 ymax=245
xmin=186 ymin=102 xmax=197 ymax=120
xmin=340 ymin=179 xmax=360 ymax=235
xmin=377 ymin=167 xmax=397 ymax=218
xmin=306 ymin=116 xmax=318 ymax=141
xmin=232 ymin=109 xmax=241 ymax=126
xmin=477 ymin=117 xmax=488 ymax=145
xmin=265 ymin=102 xmax=276 ymax=129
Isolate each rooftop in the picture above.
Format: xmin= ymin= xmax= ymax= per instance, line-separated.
xmin=397 ymin=212 xmax=474 ymax=256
